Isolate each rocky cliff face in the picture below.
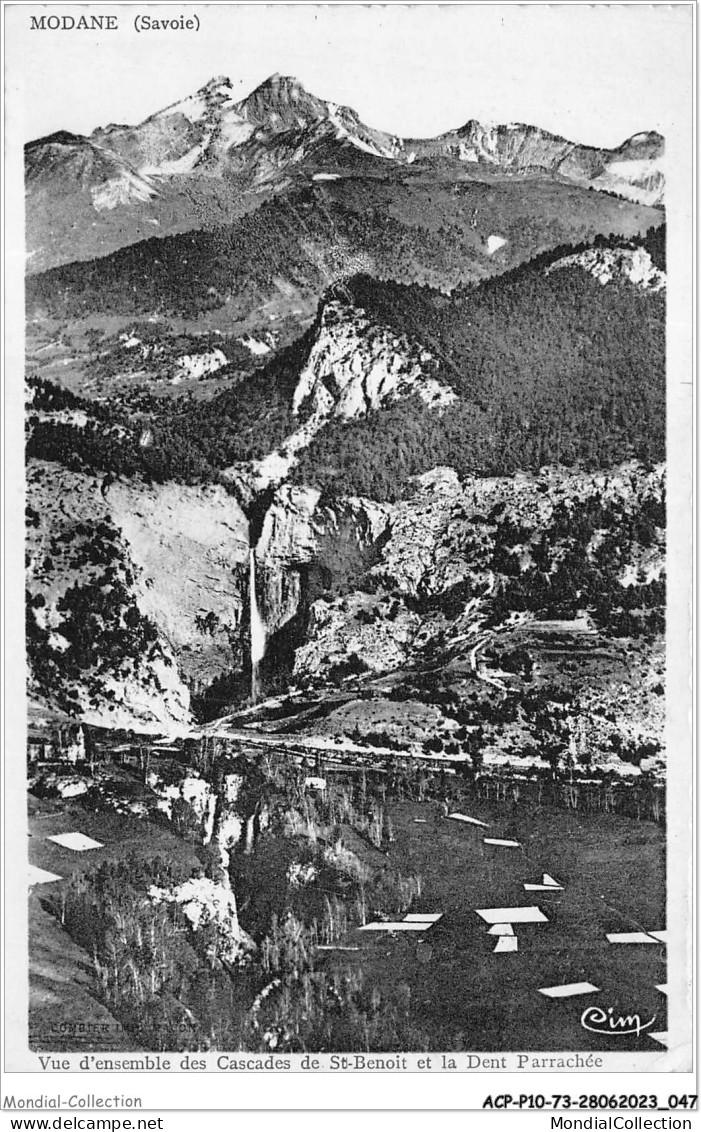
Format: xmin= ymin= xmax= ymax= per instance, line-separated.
xmin=285 ymin=462 xmax=665 ymax=767
xmin=226 ymin=298 xmax=455 ymax=496
xmin=26 ymin=460 xmax=250 ymax=732
xmin=362 ymin=463 xmax=665 ymax=599
xmin=290 ymin=301 xmax=455 ymax=419
xmin=26 ymin=436 xmax=665 ymax=740
xmin=251 ymin=483 xmax=391 ymax=686
xmin=25 ymin=446 xmax=392 ymax=727
xmin=25 ymin=443 xmax=666 ymax=780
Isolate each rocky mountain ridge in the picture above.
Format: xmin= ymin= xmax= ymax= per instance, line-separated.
xmin=25 ymin=73 xmax=665 ymax=274
xmin=62 ymin=73 xmax=666 ymax=203
xmin=91 ymin=74 xmax=407 ymax=174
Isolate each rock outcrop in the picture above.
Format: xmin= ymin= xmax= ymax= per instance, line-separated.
xmin=149 ymin=876 xmax=255 ymax=966
xmin=173 ymin=348 xmax=228 ymax=382
xmin=438 ymin=122 xmax=664 ymax=207
xmin=293 ymin=592 xmax=423 ymax=680
xmin=226 ymin=299 xmax=456 ymax=497
xmin=251 ymin=483 xmax=391 ymax=678
xmin=547 ymin=246 xmax=665 ymax=290
xmin=291 ymin=301 xmax=455 ymax=420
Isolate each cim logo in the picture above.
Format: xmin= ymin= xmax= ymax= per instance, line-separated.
xmin=581 ymin=1005 xmax=657 ymax=1038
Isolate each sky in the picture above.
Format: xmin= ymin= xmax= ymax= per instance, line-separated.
xmin=6 ymin=4 xmax=693 ymax=148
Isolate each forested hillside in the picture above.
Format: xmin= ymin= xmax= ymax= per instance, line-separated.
xmin=25 ymin=189 xmax=485 ymax=321
xmin=26 ymin=174 xmax=664 ymax=324
xmin=27 ymin=232 xmax=664 ymax=497
xmin=291 ymin=234 xmax=665 ymax=499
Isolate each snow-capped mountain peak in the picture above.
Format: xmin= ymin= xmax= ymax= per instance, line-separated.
xmin=24 ymin=74 xmax=665 ymax=272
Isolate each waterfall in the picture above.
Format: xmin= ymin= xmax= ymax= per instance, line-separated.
xmin=249 ymin=548 xmax=267 ymax=702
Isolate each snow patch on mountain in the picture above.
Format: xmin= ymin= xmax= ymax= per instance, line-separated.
xmin=210 ymin=116 xmax=256 ymax=153
xmin=141 ymin=142 xmax=207 ymax=176
xmin=591 ymin=155 xmax=664 ymax=207
xmin=486 ymin=235 xmax=507 ymax=255
xmin=345 ymin=133 xmax=390 ymax=159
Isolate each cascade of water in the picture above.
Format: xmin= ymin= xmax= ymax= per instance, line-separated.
xmin=249 ymin=547 xmax=267 ymax=702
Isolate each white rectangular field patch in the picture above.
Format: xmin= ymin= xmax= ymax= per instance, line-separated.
xmin=483 ymin=838 xmax=520 ymax=847
xmin=359 ymin=921 xmax=433 ymax=932
xmin=448 ymin=813 xmax=489 ymax=827
xmin=488 ymin=923 xmax=515 ymax=936
xmin=476 ymin=906 xmax=548 ymax=924
xmin=538 ymin=982 xmax=599 ymax=998
xmin=403 ymin=913 xmax=443 ymax=923
xmin=494 ymin=935 xmax=518 ymax=953
xmin=29 ymin=865 xmax=62 ymax=885
xmin=606 ymin=932 xmax=660 ymax=944
xmin=524 ymin=883 xmax=563 ymax=892
xmin=47 ymin=832 xmax=104 ymax=852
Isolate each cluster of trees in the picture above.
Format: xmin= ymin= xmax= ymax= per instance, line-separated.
xmin=486 ymin=489 xmax=665 ymax=638
xmin=25 ymin=517 xmax=169 ymax=712
xmin=46 ymin=856 xmax=246 ymax=1050
xmin=27 ymin=377 xmax=93 ymax=413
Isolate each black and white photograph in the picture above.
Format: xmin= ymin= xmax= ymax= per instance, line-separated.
xmin=2 ymin=1 xmax=694 ymax=1091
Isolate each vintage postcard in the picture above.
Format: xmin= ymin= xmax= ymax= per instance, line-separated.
xmin=1 ymin=0 xmax=695 ymax=1116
